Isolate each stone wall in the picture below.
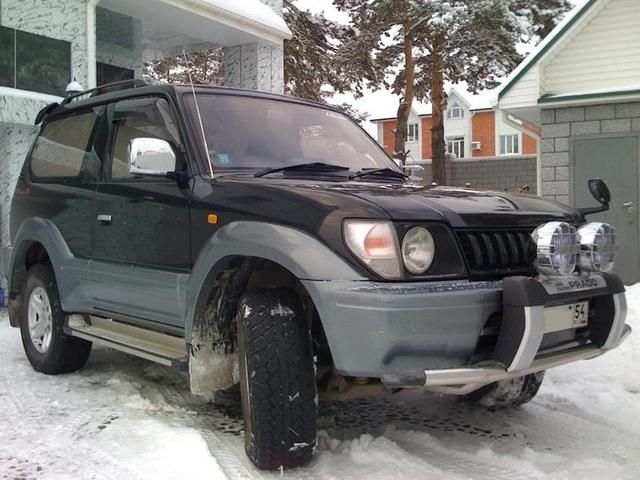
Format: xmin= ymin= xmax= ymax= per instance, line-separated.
xmin=541 ymin=102 xmax=640 ymax=203
xmin=407 ymin=155 xmax=537 ymax=193
xmin=1 ymin=0 xmax=89 ymax=86
xmin=0 ymin=90 xmax=61 ymax=125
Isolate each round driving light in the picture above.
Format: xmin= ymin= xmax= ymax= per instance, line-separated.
xmin=401 ymin=227 xmax=435 ymax=274
xmin=531 ymin=221 xmax=579 ymax=276
xmin=577 ymin=222 xmax=617 ymax=272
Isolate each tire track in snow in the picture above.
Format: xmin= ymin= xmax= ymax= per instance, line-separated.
xmin=154 ymin=383 xmax=264 ymax=480
xmin=388 ymin=431 xmax=542 ymax=480
xmin=0 ymin=334 xmax=141 ymax=480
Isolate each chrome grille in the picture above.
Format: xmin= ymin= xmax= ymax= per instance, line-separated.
xmin=456 ymin=229 xmax=536 ymax=279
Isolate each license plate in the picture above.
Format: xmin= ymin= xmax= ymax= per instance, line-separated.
xmin=544 ymin=301 xmax=589 ymax=333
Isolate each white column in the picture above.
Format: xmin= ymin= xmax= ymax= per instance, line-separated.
xmin=222 ymin=0 xmax=285 ymax=94
xmin=223 ymin=42 xmax=284 ymax=94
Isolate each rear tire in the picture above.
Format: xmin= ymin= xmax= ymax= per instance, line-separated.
xmin=20 ymin=263 xmax=92 ymax=375
xmin=237 ymin=288 xmax=317 ymax=470
xmin=463 ymin=372 xmax=545 ymax=409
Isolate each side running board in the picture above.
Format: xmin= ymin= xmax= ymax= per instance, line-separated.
xmin=66 ymin=315 xmax=188 ymax=370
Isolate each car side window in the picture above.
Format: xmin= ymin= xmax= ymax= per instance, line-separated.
xmin=109 ymin=97 xmax=180 ymax=180
xmin=29 ymin=108 xmax=103 ymax=182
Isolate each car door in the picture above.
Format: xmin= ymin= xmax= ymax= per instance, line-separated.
xmin=19 ymin=107 xmax=106 ymax=260
xmin=90 ymin=96 xmax=192 ymax=330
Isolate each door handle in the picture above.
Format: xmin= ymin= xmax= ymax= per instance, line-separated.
xmin=623 ymin=202 xmax=635 ymax=223
xmin=97 ymin=214 xmax=112 ymax=225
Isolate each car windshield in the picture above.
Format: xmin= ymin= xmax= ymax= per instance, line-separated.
xmin=183 ymin=93 xmax=394 ymax=171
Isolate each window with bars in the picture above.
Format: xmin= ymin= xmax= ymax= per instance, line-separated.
xmin=500 ymin=134 xmax=520 ymax=155
xmin=447 ymin=137 xmax=465 ymax=158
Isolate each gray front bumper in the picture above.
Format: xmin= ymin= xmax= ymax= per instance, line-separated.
xmin=421 ymin=325 xmax=631 ymax=395
xmin=302 ymin=279 xmax=503 ymax=378
xmin=303 ymin=273 xmax=630 ymax=386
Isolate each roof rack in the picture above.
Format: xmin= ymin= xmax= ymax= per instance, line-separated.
xmin=60 ymin=79 xmax=149 ymax=106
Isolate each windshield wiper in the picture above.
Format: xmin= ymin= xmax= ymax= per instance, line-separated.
xmin=349 ymin=167 xmax=408 ymax=181
xmin=255 ymin=162 xmax=349 ymax=178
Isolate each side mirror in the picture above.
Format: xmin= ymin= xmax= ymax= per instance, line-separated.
xmin=129 ymin=137 xmax=176 ymax=176
xmin=578 ymin=178 xmax=610 ymax=216
xmin=588 ymin=178 xmax=610 ymax=204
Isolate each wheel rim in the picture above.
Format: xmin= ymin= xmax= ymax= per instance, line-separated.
xmin=28 ymin=286 xmax=53 ymax=353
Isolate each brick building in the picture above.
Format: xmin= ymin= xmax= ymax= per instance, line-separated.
xmin=371 ymin=87 xmax=538 ymax=161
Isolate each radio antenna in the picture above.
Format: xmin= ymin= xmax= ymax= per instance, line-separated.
xmin=183 ymin=50 xmax=214 ymax=178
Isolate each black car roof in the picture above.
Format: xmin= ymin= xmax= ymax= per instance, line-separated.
xmin=41 ymin=83 xmax=335 ymax=123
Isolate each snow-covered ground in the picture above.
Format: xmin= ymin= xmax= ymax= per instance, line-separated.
xmin=1 ymin=286 xmax=639 ymax=480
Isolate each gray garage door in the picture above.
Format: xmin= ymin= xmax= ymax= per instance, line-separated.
xmin=573 ymin=135 xmax=639 ymax=284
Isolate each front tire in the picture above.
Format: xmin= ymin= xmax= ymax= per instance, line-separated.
xmin=463 ymin=372 xmax=545 ymax=409
xmin=237 ymin=288 xmax=317 ymax=470
xmin=20 ymin=263 xmax=92 ymax=375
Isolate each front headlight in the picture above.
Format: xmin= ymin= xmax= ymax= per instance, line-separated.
xmin=577 ymin=222 xmax=617 ymax=272
xmin=531 ymin=221 xmax=580 ymax=275
xmin=344 ymin=220 xmax=402 ymax=279
xmin=401 ymin=226 xmax=435 ymax=274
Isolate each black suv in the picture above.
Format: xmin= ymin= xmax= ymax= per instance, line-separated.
xmin=4 ymin=81 xmax=630 ymax=470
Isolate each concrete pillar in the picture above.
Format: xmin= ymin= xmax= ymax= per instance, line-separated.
xmin=223 ymin=43 xmax=284 ymax=94
xmin=95 ymin=7 xmax=145 ymax=81
xmin=222 ymin=0 xmax=285 ymax=94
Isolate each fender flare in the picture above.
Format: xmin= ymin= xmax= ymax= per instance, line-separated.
xmin=7 ymin=218 xmax=91 ymax=325
xmin=9 ymin=217 xmax=79 ymax=291
xmin=184 ymin=221 xmax=364 ymax=343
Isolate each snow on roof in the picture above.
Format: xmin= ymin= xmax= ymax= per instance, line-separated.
xmin=495 ymin=0 xmax=594 ymax=102
xmin=368 ymin=85 xmax=495 ymax=123
xmin=0 ymin=86 xmax=62 ymax=103
xmin=203 ymin=0 xmax=292 ymax=38
xmin=448 ymin=86 xmax=494 ymax=111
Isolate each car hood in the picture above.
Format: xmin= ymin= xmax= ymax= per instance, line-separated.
xmin=219 ymin=175 xmax=583 ymax=229
xmin=285 ymin=181 xmax=583 ymax=228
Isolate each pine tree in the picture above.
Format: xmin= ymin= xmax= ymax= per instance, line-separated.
xmin=144 ymin=3 xmax=375 ymax=123
xmin=513 ymin=0 xmax=573 ymax=39
xmin=283 ymin=0 xmax=374 ymax=122
xmin=144 ymin=49 xmax=224 ymax=86
xmin=335 ymin=0 xmax=572 ymax=182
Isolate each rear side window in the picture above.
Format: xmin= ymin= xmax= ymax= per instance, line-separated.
xmin=30 ymin=110 xmax=101 ymax=181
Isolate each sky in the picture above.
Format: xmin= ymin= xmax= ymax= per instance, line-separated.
xmin=292 ymin=0 xmax=587 ymax=136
